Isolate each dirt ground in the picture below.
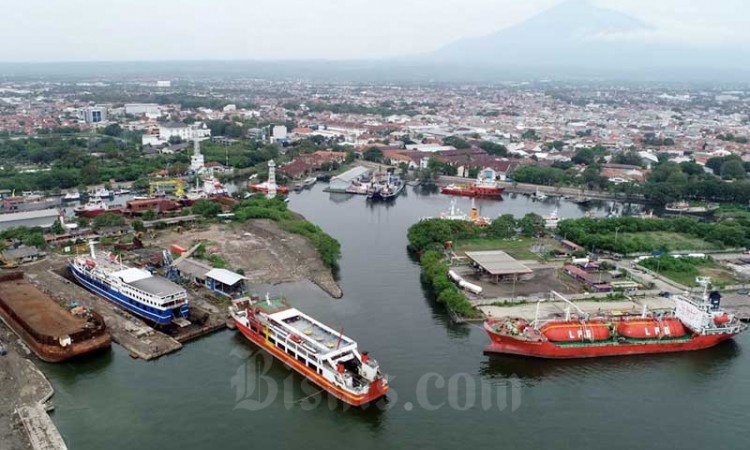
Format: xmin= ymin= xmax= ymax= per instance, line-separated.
xmin=152 ymin=220 xmax=343 ymax=298
xmin=0 ymin=322 xmax=38 ymax=450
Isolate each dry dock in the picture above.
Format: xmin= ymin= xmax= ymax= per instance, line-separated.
xmin=24 ymin=255 xmax=226 ymax=360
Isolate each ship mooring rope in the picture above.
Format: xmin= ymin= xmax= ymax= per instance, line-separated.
xmin=287 ymin=388 xmax=325 ymax=405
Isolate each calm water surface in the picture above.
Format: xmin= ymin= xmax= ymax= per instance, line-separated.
xmin=40 ymin=186 xmax=750 ymax=449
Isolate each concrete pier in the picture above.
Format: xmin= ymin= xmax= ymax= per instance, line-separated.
xmin=1 ymin=321 xmax=67 ymax=450
xmin=24 ymin=255 xmax=227 ymax=361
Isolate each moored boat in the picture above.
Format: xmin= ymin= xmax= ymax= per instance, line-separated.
xmin=229 ymin=295 xmax=388 ymax=407
xmin=665 ymin=201 xmax=719 ymax=216
xmin=440 ymin=168 xmax=504 ymax=198
xmin=484 ymin=288 xmax=745 ymax=359
xmin=68 ymin=243 xmax=189 ymax=325
xmin=0 ymin=272 xmax=111 ymax=362
xmin=62 ymin=191 xmax=81 ymax=202
xmin=74 ymin=200 xmax=122 ymax=218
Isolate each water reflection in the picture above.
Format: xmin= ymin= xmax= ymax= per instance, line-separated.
xmin=479 ymin=339 xmax=742 ymax=384
xmin=39 ymin=347 xmax=114 ymax=384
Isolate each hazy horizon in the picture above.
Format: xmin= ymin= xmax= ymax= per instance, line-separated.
xmin=1 ymin=0 xmax=748 ymax=63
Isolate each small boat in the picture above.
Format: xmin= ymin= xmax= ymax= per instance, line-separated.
xmin=62 ymin=191 xmax=81 ymax=202
xmin=113 ymin=188 xmax=131 ymax=196
xmin=570 ymin=196 xmax=592 ymax=205
xmin=92 ymin=188 xmax=113 ymax=199
xmin=531 ymin=189 xmax=548 ymax=201
xmin=665 ymin=201 xmax=719 ymax=216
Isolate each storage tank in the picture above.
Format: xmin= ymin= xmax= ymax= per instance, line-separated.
xmin=458 ymin=280 xmax=483 ymax=295
xmin=540 ymin=321 xmax=610 ymax=342
xmin=616 ymin=318 xmax=686 ymax=339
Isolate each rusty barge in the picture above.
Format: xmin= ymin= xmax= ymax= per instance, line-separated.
xmin=0 ymin=272 xmax=111 ymax=362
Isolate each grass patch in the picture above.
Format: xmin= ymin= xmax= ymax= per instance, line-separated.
xmin=640 ymin=256 xmax=738 ymax=288
xmin=615 ymin=231 xmax=720 ymax=252
xmin=454 ymin=237 xmax=557 ymax=260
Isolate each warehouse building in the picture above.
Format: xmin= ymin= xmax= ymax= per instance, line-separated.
xmin=327 ymin=166 xmax=371 ymax=192
xmin=0 ymin=209 xmax=59 ymax=232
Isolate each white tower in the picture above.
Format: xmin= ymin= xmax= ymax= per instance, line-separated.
xmin=267 ymin=160 xmax=277 ymax=198
xmin=190 ymin=138 xmax=205 ymax=173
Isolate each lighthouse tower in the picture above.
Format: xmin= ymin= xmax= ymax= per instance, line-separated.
xmin=190 ymin=138 xmax=205 ymax=173
xmin=266 ymin=160 xmax=277 ymax=198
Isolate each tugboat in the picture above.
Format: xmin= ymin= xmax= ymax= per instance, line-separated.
xmin=484 ymin=284 xmax=745 ymax=359
xmin=229 ymin=295 xmax=389 ymax=407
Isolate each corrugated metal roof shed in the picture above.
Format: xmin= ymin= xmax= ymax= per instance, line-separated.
xmin=206 ymin=268 xmax=246 ymax=286
xmin=465 ymin=251 xmax=533 ymax=276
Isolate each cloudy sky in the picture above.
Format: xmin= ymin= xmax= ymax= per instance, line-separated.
xmin=0 ymin=0 xmax=746 ymax=61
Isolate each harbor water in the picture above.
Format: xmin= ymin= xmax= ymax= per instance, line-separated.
xmin=39 ymin=186 xmax=750 ymax=449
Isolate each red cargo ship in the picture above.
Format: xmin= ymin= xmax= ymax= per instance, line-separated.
xmin=229 ymin=295 xmax=388 ymax=407
xmin=440 ymin=168 xmax=504 ymax=198
xmin=73 ymin=200 xmax=122 ymax=218
xmin=484 ymin=289 xmax=745 ymax=358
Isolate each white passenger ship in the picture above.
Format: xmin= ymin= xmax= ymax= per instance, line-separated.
xmin=229 ymin=295 xmax=388 ymax=406
xmin=69 ymin=243 xmax=189 ymax=325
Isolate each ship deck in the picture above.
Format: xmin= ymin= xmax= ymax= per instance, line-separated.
xmin=0 ymin=273 xmax=86 ymax=337
xmin=272 ymin=309 xmax=354 ymax=355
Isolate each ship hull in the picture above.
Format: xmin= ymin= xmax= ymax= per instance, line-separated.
xmin=249 ymin=185 xmax=289 ymax=194
xmin=440 ymin=186 xmax=504 ymax=198
xmin=0 ymin=272 xmax=111 ymax=363
xmin=484 ymin=322 xmax=737 ymax=359
xmin=74 ymin=208 xmax=122 ymax=218
xmin=0 ymin=305 xmax=111 ymax=362
xmin=233 ymin=317 xmax=388 ymax=407
xmin=69 ymin=263 xmax=187 ymax=326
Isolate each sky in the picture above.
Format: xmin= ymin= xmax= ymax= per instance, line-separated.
xmin=0 ymin=0 xmax=747 ymax=62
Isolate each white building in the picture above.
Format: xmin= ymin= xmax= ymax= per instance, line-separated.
xmin=158 ymin=122 xmax=211 ymax=142
xmin=269 ymin=125 xmax=288 ymax=143
xmin=404 ymin=144 xmax=455 ymax=153
xmin=82 ymin=106 xmax=107 ymax=123
xmin=156 ymin=80 xmax=171 ymax=88
xmin=142 ymin=122 xmax=211 ymax=146
xmin=125 ymin=103 xmax=161 ymax=117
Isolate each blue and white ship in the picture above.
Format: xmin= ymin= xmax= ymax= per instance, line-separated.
xmin=69 ymin=243 xmax=189 ymax=325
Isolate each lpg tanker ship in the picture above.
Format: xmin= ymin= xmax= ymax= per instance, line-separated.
xmin=229 ymin=295 xmax=388 ymax=407
xmin=484 ymin=288 xmax=745 ymax=359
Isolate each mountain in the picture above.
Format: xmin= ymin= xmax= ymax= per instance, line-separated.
xmin=428 ymin=0 xmax=749 ymax=76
